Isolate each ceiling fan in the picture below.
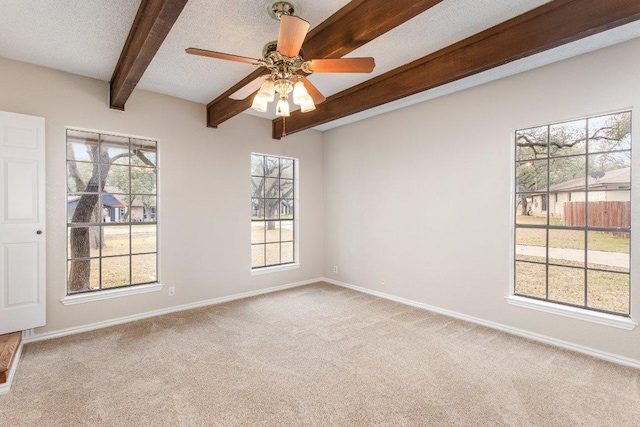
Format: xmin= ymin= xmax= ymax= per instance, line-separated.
xmin=185 ymin=1 xmax=375 ymax=119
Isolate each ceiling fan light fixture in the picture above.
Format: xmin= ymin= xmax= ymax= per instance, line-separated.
xmin=251 ymin=93 xmax=269 ymax=112
xmin=258 ymin=79 xmax=275 ymax=102
xmin=276 ymin=98 xmax=290 ymax=117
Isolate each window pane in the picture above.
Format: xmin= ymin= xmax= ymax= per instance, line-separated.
xmin=515 ymin=228 xmax=545 ymax=263
xmin=549 ymin=156 xmax=585 ymax=188
xmin=548 ymin=266 xmax=584 ymax=306
xmin=101 ymin=193 xmax=127 ymax=223
xmin=516 ymin=126 xmax=548 ymax=160
xmin=132 ymin=224 xmax=157 ymax=254
xmin=251 ymin=154 xmax=264 ymax=176
xmin=515 ymin=261 xmax=546 ymax=299
xmin=67 ymin=130 xmax=99 ymax=162
xmin=281 ymin=242 xmax=294 ymax=263
xmin=266 ymin=199 xmax=280 ymax=220
xmin=587 ymin=271 xmax=629 ymax=314
xmin=264 ymin=178 xmax=279 ymax=198
xmin=586 ymin=196 xmax=630 ymax=229
xmin=251 ymin=222 xmax=265 ymax=244
xmin=515 ymin=193 xmax=547 ymax=225
xmin=251 ymin=177 xmax=264 ymax=198
xmin=100 ymin=134 xmax=130 ymax=165
xmin=549 ymin=119 xmax=586 ymax=157
xmin=102 ymin=225 xmax=130 ymax=257
xmin=132 ymin=254 xmax=157 ymax=284
xmin=280 ymin=179 xmax=294 ymax=199
xmin=265 ymin=243 xmax=280 ymax=266
xmin=68 ymin=226 xmax=100 ymax=258
xmin=516 ymin=159 xmax=547 ymax=192
xmin=68 ymin=193 xmax=101 ymax=224
xmin=548 ymin=229 xmax=584 ymax=267
xmin=131 ymin=167 xmax=157 ymax=195
xmin=280 ymin=158 xmax=294 ymax=179
xmin=281 ymin=199 xmax=294 ymax=219
xmin=105 ymin=164 xmax=129 ymax=194
xmin=558 ymin=193 xmax=585 ymax=227
xmin=265 ymin=157 xmax=279 ymax=177
xmin=252 ymin=199 xmax=264 ymax=220
xmin=131 ymin=139 xmax=157 ymax=167
xmin=67 ymin=259 xmax=100 ymax=292
xmin=587 ymin=153 xmax=630 ymax=189
xmin=265 ymin=221 xmax=280 ymax=243
xmin=587 ymin=231 xmax=629 ymax=273
xmin=281 ymin=221 xmax=293 ymax=242
xmin=128 ymin=196 xmax=156 ymax=222
xmin=588 ymin=112 xmax=631 ymax=153
xmin=67 ymin=161 xmax=97 ymax=193
xmin=102 ymin=256 xmax=131 ymax=288
xmin=252 ymin=245 xmax=265 ymax=268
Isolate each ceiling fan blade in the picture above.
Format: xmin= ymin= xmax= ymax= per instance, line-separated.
xmin=301 ymin=77 xmax=326 ymax=104
xmin=229 ymin=75 xmax=269 ymax=100
xmin=305 ymin=58 xmax=376 ymax=73
xmin=276 ymin=15 xmax=310 ymax=57
xmin=185 ymin=48 xmax=262 ymax=65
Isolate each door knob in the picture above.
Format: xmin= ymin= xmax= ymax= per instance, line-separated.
xmin=36 ymin=230 xmax=43 ymax=235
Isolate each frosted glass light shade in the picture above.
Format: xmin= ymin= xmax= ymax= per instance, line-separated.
xmin=275 ymin=98 xmax=290 ymax=117
xmin=258 ymin=80 xmax=275 ymax=102
xmin=292 ymin=81 xmax=309 ymax=105
xmin=251 ymin=93 xmax=268 ymax=112
xmin=300 ymin=95 xmax=315 ymax=113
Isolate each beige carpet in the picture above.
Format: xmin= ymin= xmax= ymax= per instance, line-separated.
xmin=1 ymin=282 xmax=639 ymax=426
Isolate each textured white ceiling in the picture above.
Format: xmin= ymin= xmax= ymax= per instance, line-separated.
xmin=0 ymin=0 xmax=140 ymax=81
xmin=0 ymin=0 xmax=639 ymax=130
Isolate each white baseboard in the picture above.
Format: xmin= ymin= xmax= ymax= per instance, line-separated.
xmin=23 ymin=278 xmax=322 ymax=344
xmin=322 ymin=277 xmax=640 ymax=370
xmin=0 ymin=341 xmax=23 ymax=395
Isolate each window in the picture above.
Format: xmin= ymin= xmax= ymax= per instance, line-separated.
xmin=514 ymin=111 xmax=631 ymax=316
xmin=66 ymin=129 xmax=158 ymax=294
xmin=251 ymin=154 xmax=296 ymax=269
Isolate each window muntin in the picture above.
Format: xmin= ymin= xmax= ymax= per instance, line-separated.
xmin=66 ymin=129 xmax=158 ymax=294
xmin=514 ymin=111 xmax=631 ymax=316
xmin=251 ymin=154 xmax=296 ymax=269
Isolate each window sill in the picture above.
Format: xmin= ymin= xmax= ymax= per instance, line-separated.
xmin=251 ymin=263 xmax=300 ymax=276
xmin=506 ymin=295 xmax=637 ymax=330
xmin=61 ymin=283 xmax=164 ymax=306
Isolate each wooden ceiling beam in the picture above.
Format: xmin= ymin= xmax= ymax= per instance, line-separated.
xmin=206 ymin=0 xmax=444 ymax=128
xmin=110 ymin=0 xmax=189 ymax=111
xmin=273 ymin=0 xmax=640 ymax=138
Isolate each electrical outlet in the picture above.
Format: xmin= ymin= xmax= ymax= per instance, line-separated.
xmin=380 ymin=278 xmax=385 ymax=286
xmin=168 ymin=286 xmax=175 ymax=296
xmin=333 ymin=265 xmax=338 ymax=274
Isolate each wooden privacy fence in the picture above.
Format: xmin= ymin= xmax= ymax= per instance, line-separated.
xmin=564 ymin=201 xmax=630 ymax=237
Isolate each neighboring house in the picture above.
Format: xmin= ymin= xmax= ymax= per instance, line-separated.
xmin=529 ymin=167 xmax=630 ymax=218
xmin=67 ymin=193 xmax=126 ymax=222
xmin=67 ymin=188 xmax=156 ymax=223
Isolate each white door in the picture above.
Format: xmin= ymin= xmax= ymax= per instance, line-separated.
xmin=0 ymin=111 xmax=46 ymax=335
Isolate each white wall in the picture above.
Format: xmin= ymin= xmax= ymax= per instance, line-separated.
xmin=323 ymin=37 xmax=640 ymax=361
xmin=0 ymin=56 xmax=324 ymax=334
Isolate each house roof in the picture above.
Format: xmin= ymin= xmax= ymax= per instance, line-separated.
xmin=67 ymin=193 xmax=126 ymax=208
xmin=549 ymin=167 xmax=630 ymax=192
